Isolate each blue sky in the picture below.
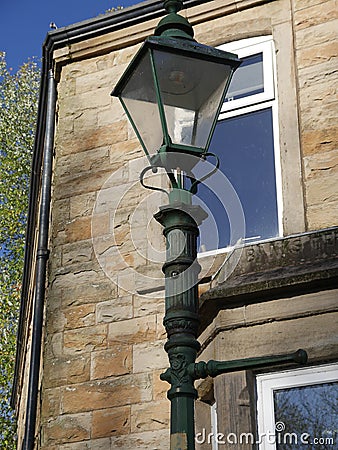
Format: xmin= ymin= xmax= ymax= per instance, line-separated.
xmin=0 ymin=0 xmax=144 ymax=71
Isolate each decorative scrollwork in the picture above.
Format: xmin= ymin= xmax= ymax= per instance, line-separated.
xmin=164 ymin=318 xmax=198 ymax=336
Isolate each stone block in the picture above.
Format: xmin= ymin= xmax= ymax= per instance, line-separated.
xmin=41 ymin=412 xmax=91 ymax=445
xmin=98 ymin=105 xmax=123 ymax=127
xmin=245 ymin=290 xmax=338 ymax=325
xmin=298 ymin=58 xmax=337 ymax=91
xmin=91 ymin=345 xmax=132 ymax=379
xmin=64 ymin=304 xmax=96 ymax=329
xmin=73 ymin=109 xmax=98 ymax=134
xmin=201 ymin=289 xmax=337 ymax=348
xmin=133 ymin=294 xmax=165 ymax=318
xmin=304 ymin=150 xmax=338 ymax=179
xmin=58 ymin=88 xmax=112 ymax=119
xmin=91 ymin=438 xmax=112 ymax=450
xmin=55 ymin=270 xmax=116 ymax=307
xmin=57 ymin=76 xmax=76 ymax=98
xmin=302 ymin=127 xmax=338 ymax=156
xmin=61 ymin=373 xmax=152 ymax=413
xmin=294 ymin=0 xmax=325 ymax=12
xmin=297 ymin=41 xmax=337 ymax=70
xmin=307 ymin=202 xmax=338 ymax=230
xmin=96 ymin=296 xmax=133 ymax=323
xmin=93 ymin=184 xmax=130 ymax=218
xmin=133 ymin=340 xmax=167 ymax=373
xmin=91 ymin=212 xmax=110 ymax=238
xmin=57 ymin=146 xmax=110 ymax=181
xmin=305 ymin=171 xmax=337 ymax=206
xmin=51 ymin=198 xmax=70 ymax=232
xmin=70 ymin=192 xmax=97 ymax=219
xmin=153 ymin=370 xmax=169 ymax=401
xmin=110 ymin=429 xmax=170 ymax=449
xmin=45 ymin=307 xmax=66 ymax=334
xmin=43 ymin=355 xmax=90 ymax=388
xmin=58 ymin=121 xmax=127 ymax=156
xmin=63 ymin=324 xmax=107 ymax=355
xmin=114 ymin=43 xmax=141 ymax=65
xmin=131 ymin=400 xmax=170 ymax=433
xmin=296 ymin=19 xmax=337 ymax=50
xmin=44 ymin=332 xmax=63 ymax=360
xmin=294 ymin=0 xmax=337 ymax=30
xmin=110 ymin=139 xmax=143 ymax=165
xmin=41 ymin=387 xmax=61 ymax=418
xmin=56 ymin=168 xmax=112 ymax=200
xmin=108 ymin=315 xmax=157 ymax=344
xmin=213 ymin=312 xmax=338 ymax=362
xmin=300 ymin=76 xmax=336 ymax=112
xmin=59 ymin=442 xmax=90 ymax=450
xmin=62 ymin=240 xmax=94 ymax=267
xmin=75 ymin=67 xmax=120 ymax=94
xmin=64 ymin=217 xmax=92 ymax=243
xmin=92 ymin=405 xmax=130 ymax=438
xmin=156 ymin=314 xmax=166 ymax=340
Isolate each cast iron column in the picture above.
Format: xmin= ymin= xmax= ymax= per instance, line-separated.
xmin=155 ymin=197 xmax=207 ymax=450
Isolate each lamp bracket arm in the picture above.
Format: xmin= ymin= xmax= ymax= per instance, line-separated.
xmin=140 ymin=165 xmax=170 ymax=198
xmin=189 ymin=152 xmax=220 ymax=194
xmin=167 ymin=170 xmax=179 ymax=190
xmin=188 ymin=349 xmax=308 ymax=380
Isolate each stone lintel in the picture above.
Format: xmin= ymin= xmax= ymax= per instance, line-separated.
xmin=199 ymin=227 xmax=338 ymax=332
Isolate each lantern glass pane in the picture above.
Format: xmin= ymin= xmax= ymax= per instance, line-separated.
xmin=120 ymin=52 xmax=163 ymax=156
xmin=153 ymin=50 xmax=232 ymax=149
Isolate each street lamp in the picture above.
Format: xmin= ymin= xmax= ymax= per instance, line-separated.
xmin=111 ymin=1 xmax=240 ymax=171
xmin=112 ymin=2 xmax=307 ymax=450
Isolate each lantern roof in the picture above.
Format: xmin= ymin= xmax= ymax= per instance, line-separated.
xmin=111 ymin=35 xmax=240 ymax=98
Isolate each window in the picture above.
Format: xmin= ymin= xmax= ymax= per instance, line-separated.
xmin=256 ymin=364 xmax=338 ymax=449
xmin=195 ymin=36 xmax=282 ymax=254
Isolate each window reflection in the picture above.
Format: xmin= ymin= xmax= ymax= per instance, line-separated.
xmin=196 ymin=108 xmax=278 ymax=251
xmin=225 ymin=53 xmax=264 ymax=102
xmin=274 ymin=382 xmax=338 ymax=450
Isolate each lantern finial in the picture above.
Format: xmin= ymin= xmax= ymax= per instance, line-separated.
xmin=155 ymin=0 xmax=194 ymax=39
xmin=163 ymin=0 xmax=183 ymax=14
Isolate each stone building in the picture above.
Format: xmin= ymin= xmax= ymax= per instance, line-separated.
xmin=12 ymin=0 xmax=337 ymax=449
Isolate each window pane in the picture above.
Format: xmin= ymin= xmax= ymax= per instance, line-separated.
xmin=274 ymin=382 xmax=337 ymax=449
xmin=196 ymin=107 xmax=279 ymax=251
xmin=225 ymin=53 xmax=264 ymax=102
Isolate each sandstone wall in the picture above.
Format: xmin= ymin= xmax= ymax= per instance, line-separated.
xmin=37 ymin=0 xmax=337 ymax=448
xmin=41 ymin=46 xmax=170 ymax=449
xmin=292 ymin=0 xmax=337 ymax=229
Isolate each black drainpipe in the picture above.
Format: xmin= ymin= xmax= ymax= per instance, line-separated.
xmin=22 ymin=70 xmax=56 ymax=450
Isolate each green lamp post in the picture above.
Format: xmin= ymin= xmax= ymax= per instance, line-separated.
xmin=112 ymin=1 xmax=307 ymax=449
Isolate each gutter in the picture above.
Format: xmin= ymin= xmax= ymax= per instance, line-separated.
xmin=10 ymin=0 xmax=215 ymax=447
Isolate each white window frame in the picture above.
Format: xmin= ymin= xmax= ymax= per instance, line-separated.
xmin=198 ymin=36 xmax=283 ymax=257
xmin=210 ymin=402 xmax=219 ymax=450
xmin=220 ymin=36 xmax=276 ymax=113
xmin=256 ymin=363 xmax=338 ymax=450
